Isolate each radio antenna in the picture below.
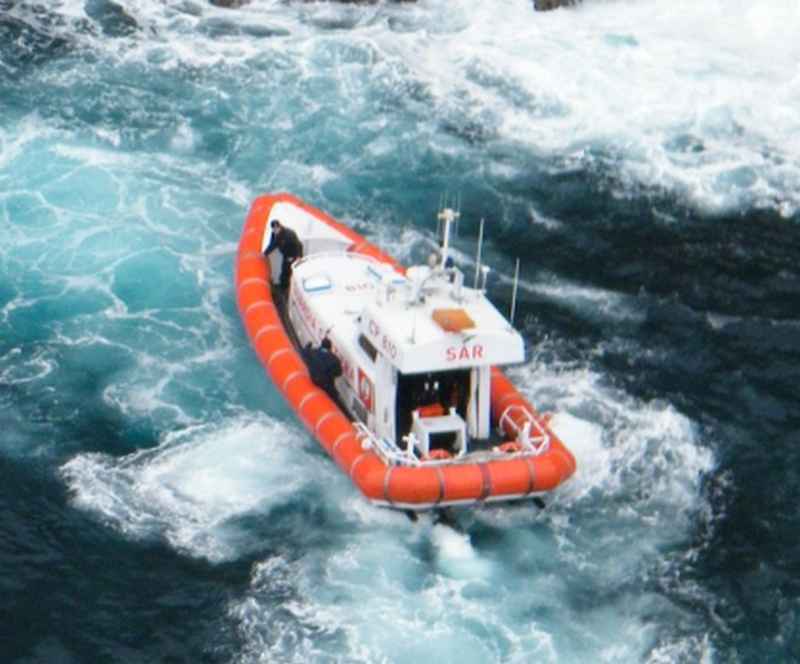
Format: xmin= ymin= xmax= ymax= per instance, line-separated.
xmin=436 ymin=207 xmax=459 ymax=269
xmin=436 ymin=192 xmax=444 ymax=240
xmin=455 ymin=193 xmax=462 ymax=238
xmin=510 ymin=258 xmax=520 ymax=324
xmin=473 ymin=217 xmax=485 ymax=289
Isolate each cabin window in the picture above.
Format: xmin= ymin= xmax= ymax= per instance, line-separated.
xmin=302 ymin=275 xmax=332 ymax=293
xmin=358 ymin=334 xmax=378 ymax=362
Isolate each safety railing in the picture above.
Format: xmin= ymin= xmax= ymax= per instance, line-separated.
xmin=355 ymin=415 xmax=551 ymax=467
xmin=354 ymin=422 xmax=420 ymax=467
xmin=354 ymin=423 xmax=469 ymax=467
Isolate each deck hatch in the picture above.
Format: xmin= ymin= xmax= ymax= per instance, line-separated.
xmin=432 ymin=308 xmax=476 ymax=332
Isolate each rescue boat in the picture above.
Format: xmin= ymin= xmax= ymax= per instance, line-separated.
xmin=235 ymin=193 xmax=576 ymax=511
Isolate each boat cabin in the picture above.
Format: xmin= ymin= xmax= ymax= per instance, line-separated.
xmin=263 ymin=201 xmax=525 ymax=462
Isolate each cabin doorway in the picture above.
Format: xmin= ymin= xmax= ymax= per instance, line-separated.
xmin=395 ymin=369 xmax=471 ymax=447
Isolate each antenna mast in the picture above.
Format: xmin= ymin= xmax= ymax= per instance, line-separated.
xmin=510 ymin=258 xmax=520 ymax=324
xmin=436 ymin=207 xmax=460 ymax=269
xmin=473 ymin=217 xmax=485 ymax=289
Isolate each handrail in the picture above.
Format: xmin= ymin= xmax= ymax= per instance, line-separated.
xmin=354 ymin=423 xmax=467 ymax=467
xmin=354 ymin=422 xmax=420 ymax=467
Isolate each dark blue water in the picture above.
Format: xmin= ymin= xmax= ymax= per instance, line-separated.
xmin=2 ymin=1 xmax=799 ymax=662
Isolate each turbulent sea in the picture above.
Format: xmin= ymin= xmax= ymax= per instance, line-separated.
xmin=2 ymin=0 xmax=799 ymax=662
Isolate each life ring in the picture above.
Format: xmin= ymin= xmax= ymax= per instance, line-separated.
xmin=424 ymin=449 xmax=452 ymax=461
xmin=498 ymin=441 xmax=523 ymax=454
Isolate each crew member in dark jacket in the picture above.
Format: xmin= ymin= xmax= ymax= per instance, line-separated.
xmin=303 ymin=338 xmax=343 ymax=397
xmin=263 ymin=219 xmax=303 ymax=289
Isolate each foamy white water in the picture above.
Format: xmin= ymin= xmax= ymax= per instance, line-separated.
xmin=7 ymin=0 xmax=797 ymax=217
xmin=61 ymin=416 xmax=339 ymax=561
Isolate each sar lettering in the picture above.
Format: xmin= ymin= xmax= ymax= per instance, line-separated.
xmin=445 ymin=345 xmax=484 ymax=361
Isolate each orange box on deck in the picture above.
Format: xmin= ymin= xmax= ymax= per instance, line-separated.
xmin=432 ymin=308 xmax=475 ymax=332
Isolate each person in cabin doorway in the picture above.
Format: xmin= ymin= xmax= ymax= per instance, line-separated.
xmin=303 ymin=337 xmax=343 ymax=398
xmin=263 ymin=219 xmax=303 ymax=289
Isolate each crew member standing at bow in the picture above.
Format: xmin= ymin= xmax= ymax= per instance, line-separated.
xmin=263 ymin=219 xmax=303 ymax=289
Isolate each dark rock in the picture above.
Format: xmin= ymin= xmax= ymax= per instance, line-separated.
xmin=209 ymin=0 xmax=251 ymax=7
xmin=534 ymin=0 xmax=580 ymax=10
